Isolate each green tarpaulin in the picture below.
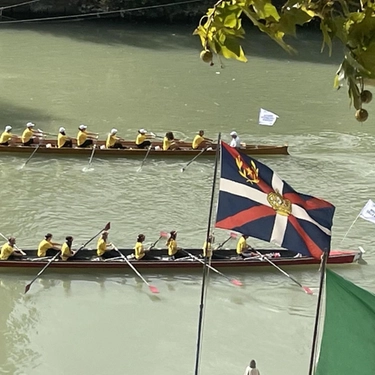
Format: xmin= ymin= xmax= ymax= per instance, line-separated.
xmin=315 ymin=269 xmax=375 ymax=375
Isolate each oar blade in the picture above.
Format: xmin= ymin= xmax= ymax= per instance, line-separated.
xmin=230 ymin=279 xmax=243 ymax=287
xmin=303 ymin=286 xmax=314 ymax=295
xmin=103 ymin=222 xmax=111 ymax=231
xmin=24 ymin=283 xmax=31 ymax=294
xmin=149 ymin=285 xmax=159 ymax=294
xmin=160 ymin=231 xmax=168 ymax=238
xmin=230 ymin=232 xmax=238 ymax=238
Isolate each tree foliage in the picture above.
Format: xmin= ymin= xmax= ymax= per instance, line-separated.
xmin=194 ymin=0 xmax=375 ymax=121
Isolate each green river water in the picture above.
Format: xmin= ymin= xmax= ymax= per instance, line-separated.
xmin=0 ymin=21 xmax=374 ymax=375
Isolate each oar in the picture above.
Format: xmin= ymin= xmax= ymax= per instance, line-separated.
xmin=180 ymin=249 xmax=242 ymax=286
xmin=0 ymin=232 xmax=26 ymax=255
xmin=137 ymin=145 xmax=152 ymax=172
xmin=111 ymin=244 xmax=159 ymax=294
xmin=180 ymin=147 xmax=207 ymax=172
xmin=149 ymin=231 xmax=168 ymax=250
xmin=254 ymin=251 xmax=313 ymax=294
xmin=25 ymin=222 xmax=110 ymax=294
xmin=38 ymin=129 xmax=58 ymax=137
xmin=82 ymin=144 xmax=97 ymax=171
xmin=20 ymin=144 xmax=40 ymax=169
xmin=215 ymin=232 xmax=238 ymax=250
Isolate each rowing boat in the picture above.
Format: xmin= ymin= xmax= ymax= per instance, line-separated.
xmin=0 ymin=248 xmax=362 ymax=271
xmin=0 ymin=139 xmax=289 ymax=157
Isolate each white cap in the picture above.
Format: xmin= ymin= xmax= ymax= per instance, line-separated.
xmin=59 ymin=127 xmax=65 ymax=133
xmin=139 ymin=129 xmax=147 ymax=134
xmin=26 ymin=122 xmax=35 ymax=128
xmin=230 ymin=131 xmax=237 ymax=136
xmin=79 ymin=124 xmax=87 ymax=130
xmin=110 ymin=128 xmax=118 ymax=135
xmin=5 ymin=125 xmax=12 ymax=132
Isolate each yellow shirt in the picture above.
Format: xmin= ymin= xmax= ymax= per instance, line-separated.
xmin=202 ymin=241 xmax=212 ymax=257
xmin=0 ymin=131 xmax=12 ymax=144
xmin=136 ymin=134 xmax=146 ymax=145
xmin=97 ymin=238 xmax=107 ymax=256
xmin=77 ymin=130 xmax=87 ymax=146
xmin=106 ymin=134 xmax=117 ymax=148
xmin=163 ymin=137 xmax=172 ymax=151
xmin=61 ymin=243 xmax=73 ymax=261
xmin=21 ymin=128 xmax=33 ymax=143
xmin=38 ymin=239 xmax=53 ymax=257
xmin=134 ymin=241 xmax=145 ymax=260
xmin=58 ymin=133 xmax=67 ymax=148
xmin=236 ymin=237 xmax=248 ymax=255
xmin=0 ymin=243 xmax=14 ymax=260
xmin=167 ymin=239 xmax=178 ymax=256
xmin=192 ymin=135 xmax=204 ymax=149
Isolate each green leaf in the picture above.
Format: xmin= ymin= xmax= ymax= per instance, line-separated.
xmin=252 ymin=0 xmax=280 ymax=21
xmin=219 ymin=36 xmax=248 ymax=62
xmin=320 ymin=21 xmax=332 ymax=55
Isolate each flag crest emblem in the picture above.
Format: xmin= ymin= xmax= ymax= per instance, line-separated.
xmin=215 ymin=142 xmax=335 ymax=258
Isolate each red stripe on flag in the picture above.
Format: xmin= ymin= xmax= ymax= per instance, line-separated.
xmin=284 ymin=192 xmax=333 ymax=210
xmin=216 ymin=205 xmax=275 ymax=230
xmin=288 ymin=215 xmax=323 ymax=259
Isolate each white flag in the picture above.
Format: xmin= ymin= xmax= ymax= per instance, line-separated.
xmin=359 ymin=199 xmax=375 ymax=224
xmin=258 ymin=108 xmax=279 ymax=126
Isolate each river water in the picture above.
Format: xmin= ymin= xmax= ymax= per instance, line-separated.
xmin=0 ymin=21 xmax=374 ymax=375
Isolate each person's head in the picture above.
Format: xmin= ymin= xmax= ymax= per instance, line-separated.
xmin=230 ymin=131 xmax=237 ymax=139
xmin=250 ymin=360 xmax=256 ymax=369
xmin=165 ymin=132 xmax=174 ymax=140
xmin=101 ymin=231 xmax=108 ymax=240
xmin=26 ymin=122 xmax=35 ymax=129
xmin=137 ymin=234 xmax=145 ymax=242
xmin=59 ymin=127 xmax=66 ymax=135
xmin=110 ymin=128 xmax=118 ymax=136
xmin=198 ymin=130 xmax=204 ymax=136
xmin=8 ymin=237 xmax=16 ymax=245
xmin=242 ymin=235 xmax=248 ymax=239
xmin=208 ymin=234 xmax=214 ymax=243
xmin=45 ymin=233 xmax=53 ymax=241
xmin=138 ymin=129 xmax=147 ymax=135
xmin=169 ymin=230 xmax=177 ymax=240
xmin=79 ymin=124 xmax=87 ymax=132
xmin=66 ymin=236 xmax=73 ymax=244
xmin=5 ymin=125 xmax=12 ymax=133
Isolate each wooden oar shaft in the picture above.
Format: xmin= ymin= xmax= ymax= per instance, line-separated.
xmin=215 ymin=236 xmax=232 ymax=250
xmin=23 ymin=145 xmax=40 ymax=167
xmin=149 ymin=236 xmax=162 ymax=250
xmin=181 ymin=147 xmax=207 ymax=172
xmin=138 ymin=145 xmax=152 ymax=171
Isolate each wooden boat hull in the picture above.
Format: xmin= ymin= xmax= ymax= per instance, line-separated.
xmin=0 ymin=248 xmax=361 ymax=271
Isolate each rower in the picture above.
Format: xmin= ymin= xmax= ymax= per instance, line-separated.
xmin=134 ymin=234 xmax=159 ymax=260
xmin=163 ymin=132 xmax=180 ymax=151
xmin=57 ymin=127 xmax=73 ymax=148
xmin=192 ymin=130 xmax=212 ymax=150
xmin=106 ymin=128 xmax=126 ymax=149
xmin=135 ymin=129 xmax=152 ymax=149
xmin=202 ymin=235 xmax=227 ymax=259
xmin=21 ymin=122 xmax=41 ymax=146
xmin=0 ymin=237 xmax=23 ymax=260
xmin=38 ymin=233 xmax=61 ymax=257
xmin=236 ymin=234 xmax=256 ymax=259
xmin=97 ymin=231 xmax=117 ymax=259
xmin=76 ymin=124 xmax=97 ymax=148
xmin=166 ymin=231 xmax=185 ymax=260
xmin=244 ymin=360 xmax=261 ymax=375
xmin=0 ymin=125 xmax=15 ymax=146
xmin=60 ymin=236 xmax=76 ymax=261
xmin=229 ymin=131 xmax=241 ymax=149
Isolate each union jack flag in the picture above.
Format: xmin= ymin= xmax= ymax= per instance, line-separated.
xmin=215 ymin=142 xmax=335 ymax=258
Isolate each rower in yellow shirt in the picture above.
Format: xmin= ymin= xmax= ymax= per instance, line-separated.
xmin=76 ymin=124 xmax=97 ymax=148
xmin=60 ymin=236 xmax=76 ymax=261
xmin=163 ymin=132 xmax=180 ymax=151
xmin=57 ymin=127 xmax=73 ymax=148
xmin=0 ymin=237 xmax=23 ymax=260
xmin=236 ymin=235 xmax=256 ymax=259
xmin=135 ymin=129 xmax=153 ymax=149
xmin=97 ymin=231 xmax=116 ymax=259
xmin=134 ymin=234 xmax=158 ymax=260
xmin=202 ymin=235 xmax=227 ymax=259
xmin=21 ymin=122 xmax=41 ymax=146
xmin=166 ymin=231 xmax=185 ymax=259
xmin=106 ymin=128 xmax=126 ymax=149
xmin=38 ymin=233 xmax=61 ymax=257
xmin=192 ymin=130 xmax=213 ymax=150
xmin=0 ymin=125 xmax=16 ymax=146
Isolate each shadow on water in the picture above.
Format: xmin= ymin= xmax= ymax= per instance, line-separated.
xmin=0 ymin=20 xmax=344 ymax=65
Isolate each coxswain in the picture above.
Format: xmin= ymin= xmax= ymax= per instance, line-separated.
xmin=135 ymin=129 xmax=152 ymax=149
xmin=192 ymin=130 xmax=212 ymax=150
xmin=244 ymin=360 xmax=261 ymax=375
xmin=57 ymin=127 xmax=73 ymax=148
xmin=229 ymin=131 xmax=241 ymax=148
xmin=76 ymin=124 xmax=97 ymax=148
xmin=21 ymin=122 xmax=41 ymax=146
xmin=134 ymin=234 xmax=159 ymax=260
xmin=236 ymin=234 xmax=256 ymax=259
xmin=0 ymin=237 xmax=23 ymax=260
xmin=202 ymin=235 xmax=227 ymax=259
xmin=97 ymin=231 xmax=116 ymax=259
xmin=60 ymin=236 xmax=76 ymax=261
xmin=106 ymin=128 xmax=126 ymax=149
xmin=163 ymin=132 xmax=180 ymax=151
xmin=166 ymin=231 xmax=185 ymax=259
xmin=0 ymin=125 xmax=15 ymax=146
xmin=37 ymin=233 xmax=61 ymax=257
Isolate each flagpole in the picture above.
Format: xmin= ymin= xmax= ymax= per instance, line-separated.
xmin=340 ymin=214 xmax=360 ymax=245
xmin=194 ymin=133 xmax=221 ymax=375
xmin=308 ymin=248 xmax=330 ymax=375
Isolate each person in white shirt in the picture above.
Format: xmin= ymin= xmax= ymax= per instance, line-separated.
xmin=230 ymin=131 xmax=241 ymax=148
xmin=244 ymin=359 xmax=260 ymax=375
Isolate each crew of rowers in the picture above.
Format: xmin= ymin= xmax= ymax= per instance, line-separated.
xmin=0 ymin=232 xmax=258 ymax=261
xmin=0 ymin=123 xmax=243 ymax=150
